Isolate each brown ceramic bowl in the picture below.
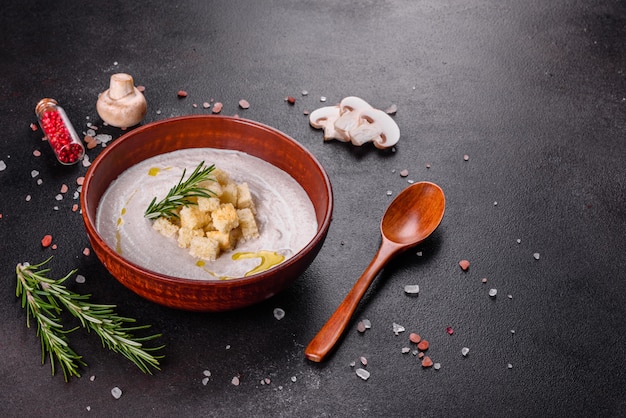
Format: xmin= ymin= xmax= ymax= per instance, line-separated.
xmin=81 ymin=115 xmax=333 ymax=312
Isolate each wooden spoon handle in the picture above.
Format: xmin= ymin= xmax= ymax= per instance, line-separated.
xmin=305 ymin=241 xmax=397 ymax=362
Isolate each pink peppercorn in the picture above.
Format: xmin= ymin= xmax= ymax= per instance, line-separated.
xmin=35 ymin=98 xmax=85 ymax=165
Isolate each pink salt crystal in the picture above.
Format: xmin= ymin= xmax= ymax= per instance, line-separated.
xmin=76 ymin=176 xmax=85 ymax=186
xmin=481 ymin=277 xmax=487 ymax=283
xmin=177 ymin=90 xmax=188 ymax=98
xmin=30 ymin=123 xmax=38 ymax=131
xmin=360 ymin=356 xmax=367 ymax=366
xmin=60 ymin=184 xmax=69 ymax=193
xmin=33 ymin=150 xmax=41 ymax=157
xmin=357 ymin=321 xmax=366 ymax=333
xmin=400 ymin=169 xmax=409 ymax=177
xmin=83 ymin=247 xmax=91 ymax=256
xmin=72 ymin=204 xmax=79 ymax=212
xmin=459 ymin=259 xmax=470 ymax=271
xmin=446 ymin=327 xmax=454 ymax=335
xmin=409 ymin=333 xmax=421 ymax=344
xmin=202 ymin=102 xmax=210 ymax=109
xmin=463 ymin=154 xmax=469 ymax=161
xmin=238 ymin=99 xmax=250 ymax=109
xmin=212 ymin=102 xmax=223 ymax=114
xmin=136 ymin=85 xmax=146 ymax=92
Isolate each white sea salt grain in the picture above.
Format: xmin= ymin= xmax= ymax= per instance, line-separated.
xmin=386 ymin=190 xmax=393 ymax=196
xmin=37 ymin=179 xmax=43 ymax=185
xmin=516 ymin=239 xmax=521 ymax=244
xmin=55 ymin=194 xmax=63 ymax=201
xmin=362 ymin=319 xmax=371 ymax=329
xmin=111 ymin=387 xmax=122 ymax=399
xmin=203 ymin=370 xmax=211 ymax=377
xmin=231 ymin=376 xmax=240 ymax=386
xmin=401 ymin=347 xmax=410 ymax=354
xmin=355 ymin=368 xmax=370 ymax=380
xmin=291 ymin=376 xmax=297 ymax=383
xmin=75 ymin=275 xmax=86 ymax=284
xmin=507 ymin=363 xmax=513 ymax=369
xmin=273 ymin=308 xmax=285 ymax=320
xmin=392 ymin=323 xmax=405 ymax=335
xmin=533 ymin=253 xmax=540 ymax=260
xmin=489 ymin=288 xmax=497 ymax=297
xmin=0 ymin=160 xmax=6 ymax=171
xmin=31 ymin=170 xmax=39 ymax=178
xmin=202 ymin=377 xmax=210 ymax=386
xmin=434 ymin=363 xmax=441 ymax=370
xmin=404 ymin=284 xmax=420 ymax=295
xmin=26 ymin=195 xmax=31 ymax=201
xmin=461 ymin=347 xmax=470 ymax=357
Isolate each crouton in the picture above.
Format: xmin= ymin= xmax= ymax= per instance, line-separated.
xmin=236 ymin=182 xmax=256 ymax=213
xmin=198 ymin=196 xmax=221 ymax=213
xmin=236 ymin=207 xmax=259 ymax=241
xmin=211 ymin=203 xmax=239 ymax=233
xmin=206 ymin=229 xmax=239 ymax=251
xmin=211 ymin=168 xmax=231 ymax=185
xmin=179 ymin=205 xmax=210 ymax=230
xmin=220 ymin=182 xmax=238 ymax=205
xmin=189 ymin=236 xmax=220 ymax=261
xmin=177 ymin=227 xmax=204 ymax=248
xmin=152 ymin=216 xmax=179 ymax=238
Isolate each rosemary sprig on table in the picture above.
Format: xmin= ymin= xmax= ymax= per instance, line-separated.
xmin=144 ymin=161 xmax=216 ymax=220
xmin=16 ymin=258 xmax=164 ymax=381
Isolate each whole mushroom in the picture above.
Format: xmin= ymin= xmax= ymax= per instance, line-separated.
xmin=96 ymin=73 xmax=147 ymax=128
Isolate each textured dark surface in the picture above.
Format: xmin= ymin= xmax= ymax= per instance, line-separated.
xmin=1 ymin=0 xmax=625 ymax=416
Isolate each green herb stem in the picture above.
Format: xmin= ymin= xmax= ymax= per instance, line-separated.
xmin=144 ymin=161 xmax=216 ymax=220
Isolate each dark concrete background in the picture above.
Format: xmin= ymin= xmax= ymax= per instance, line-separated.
xmin=1 ymin=0 xmax=625 ymax=416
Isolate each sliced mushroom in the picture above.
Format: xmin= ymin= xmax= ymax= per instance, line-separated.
xmin=334 ymin=96 xmax=373 ymax=138
xmin=309 ymin=105 xmax=347 ymax=141
xmin=349 ymin=122 xmax=383 ymax=146
xmin=358 ymin=108 xmax=400 ymax=149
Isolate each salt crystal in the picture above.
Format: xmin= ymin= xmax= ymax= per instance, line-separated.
xmin=320 ymin=96 xmax=327 ymax=102
xmin=401 ymin=347 xmax=410 ymax=354
xmin=33 ymin=150 xmax=41 ymax=157
xmin=55 ymin=194 xmax=63 ymax=201
xmin=416 ymin=251 xmax=422 ymax=256
xmin=493 ymin=201 xmax=498 ymax=206
xmin=231 ymin=376 xmax=240 ymax=386
xmin=202 ymin=377 xmax=210 ymax=386
xmin=507 ymin=363 xmax=513 ymax=369
xmin=26 ymin=195 xmax=31 ymax=201
xmin=355 ymin=368 xmax=370 ymax=380
xmin=357 ymin=321 xmax=366 ymax=333
xmin=75 ymin=275 xmax=86 ymax=284
xmin=361 ymin=319 xmax=371 ymax=329
xmin=461 ymin=347 xmax=470 ymax=357
xmin=386 ymin=190 xmax=393 ymax=196
xmin=349 ymin=361 xmax=356 ymax=367
xmin=31 ymin=170 xmax=39 ymax=178
xmin=225 ymin=345 xmax=231 ymax=349
xmin=517 ymin=238 xmax=521 ymax=244
xmin=360 ymin=356 xmax=367 ymax=366
xmin=434 ymin=363 xmax=441 ymax=370
xmin=264 ymin=378 xmax=271 ymax=384
xmin=95 ymin=134 xmax=112 ymax=145
xmin=533 ymin=253 xmax=540 ymax=260
xmin=463 ymin=154 xmax=469 ymax=161
xmin=291 ymin=376 xmax=297 ymax=383
xmin=53 ymin=206 xmax=59 ymax=211
xmin=301 ymin=90 xmax=309 ymax=96
xmin=111 ymin=387 xmax=122 ymax=399
xmin=489 ymin=288 xmax=497 ymax=297
xmin=86 ymin=406 xmax=91 ymax=411
xmin=392 ymin=322 xmax=405 ymax=335
xmin=446 ymin=326 xmax=454 ymax=335
xmin=87 ymin=129 xmax=96 ymax=137
xmin=459 ymin=259 xmax=470 ymax=271
xmin=508 ymin=294 xmax=513 ymax=299
xmin=90 ymin=375 xmax=95 ymax=381
xmin=404 ymin=284 xmax=419 ymax=295
xmin=203 ymin=370 xmax=211 ymax=377
xmin=273 ymin=308 xmax=285 ymax=320
xmin=37 ymin=179 xmax=43 ymax=185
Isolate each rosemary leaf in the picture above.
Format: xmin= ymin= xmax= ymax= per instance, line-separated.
xmin=15 ymin=258 xmax=165 ymax=381
xmin=144 ymin=161 xmax=216 ymax=220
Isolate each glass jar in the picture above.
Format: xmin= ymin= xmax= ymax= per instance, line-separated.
xmin=35 ymin=98 xmax=85 ymax=165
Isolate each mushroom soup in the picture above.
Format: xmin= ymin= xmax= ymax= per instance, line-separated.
xmin=96 ymin=148 xmax=318 ymax=280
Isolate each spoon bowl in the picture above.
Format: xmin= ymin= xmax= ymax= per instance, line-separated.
xmin=305 ymin=182 xmax=445 ymax=362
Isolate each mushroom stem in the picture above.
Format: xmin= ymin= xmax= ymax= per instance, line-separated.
xmin=108 ymin=73 xmax=135 ymax=100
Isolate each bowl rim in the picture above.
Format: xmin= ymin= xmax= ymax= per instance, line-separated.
xmin=80 ymin=115 xmax=333 ymax=288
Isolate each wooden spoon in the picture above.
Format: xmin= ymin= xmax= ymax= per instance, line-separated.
xmin=305 ymin=182 xmax=446 ymax=362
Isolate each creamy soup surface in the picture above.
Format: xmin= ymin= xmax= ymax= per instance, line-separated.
xmin=96 ymin=148 xmax=318 ymax=280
